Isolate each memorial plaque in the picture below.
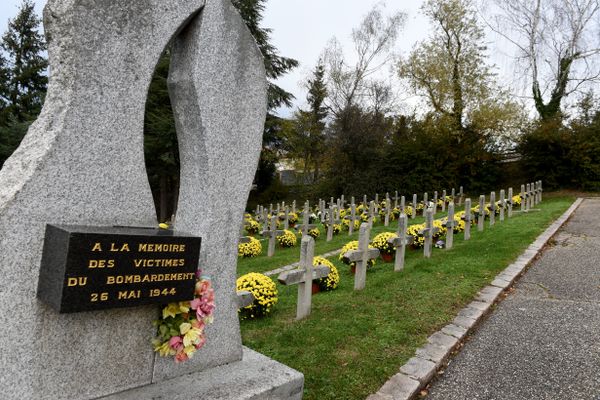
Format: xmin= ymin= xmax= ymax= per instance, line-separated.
xmin=37 ymin=225 xmax=201 ymax=313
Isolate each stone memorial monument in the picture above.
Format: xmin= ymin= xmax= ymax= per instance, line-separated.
xmin=0 ymin=0 xmax=302 ymax=399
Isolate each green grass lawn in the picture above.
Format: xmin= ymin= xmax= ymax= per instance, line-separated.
xmin=240 ymin=196 xmax=575 ymax=400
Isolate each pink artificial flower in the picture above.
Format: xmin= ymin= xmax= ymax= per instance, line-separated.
xmin=175 ymin=351 xmax=188 ymax=363
xmin=195 ymin=298 xmax=215 ymax=319
xmin=190 ymin=298 xmax=202 ymax=310
xmin=191 ymin=319 xmax=205 ymax=331
xmin=169 ymin=336 xmax=183 ymax=350
xmin=195 ymin=335 xmax=207 ymax=350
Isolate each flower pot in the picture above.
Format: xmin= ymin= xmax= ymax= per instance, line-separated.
xmin=381 ymin=252 xmax=394 ymax=263
xmin=311 ymin=282 xmax=320 ymax=294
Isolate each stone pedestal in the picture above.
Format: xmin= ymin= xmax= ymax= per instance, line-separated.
xmin=102 ymin=348 xmax=304 ymax=400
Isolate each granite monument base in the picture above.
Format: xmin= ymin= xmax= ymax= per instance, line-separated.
xmin=101 ymin=347 xmax=304 ymax=400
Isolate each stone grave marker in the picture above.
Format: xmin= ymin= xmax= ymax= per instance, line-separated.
xmin=375 ymin=193 xmax=379 ymax=212
xmin=292 ymin=200 xmax=296 ymax=214
xmin=499 ymin=189 xmax=506 ymax=221
xmin=445 ymin=202 xmax=456 ymax=249
xmin=326 ymin=204 xmax=341 ymax=242
xmin=434 ymin=191 xmax=439 ymax=213
xmin=521 ymin=184 xmax=526 ymax=212
xmin=384 ymin=193 xmax=391 ymax=227
xmin=394 ymin=191 xmax=399 ymax=208
xmin=478 ymin=195 xmax=485 ymax=231
xmin=538 ymin=180 xmax=543 ymax=203
xmin=412 ymin=194 xmax=417 ymax=219
xmin=262 ymin=216 xmax=284 ymax=257
xmin=451 ymin=187 xmax=455 ymax=202
xmin=401 ymin=195 xmax=406 ymax=213
xmin=421 ymin=207 xmax=438 ymax=258
xmin=489 ymin=191 xmax=496 ymax=226
xmin=348 ymin=199 xmax=357 ymax=236
xmin=363 ymin=194 xmax=368 ymax=207
xmin=388 ymin=213 xmax=414 ymax=271
xmin=508 ymin=187 xmax=513 ymax=218
xmin=458 ymin=186 xmax=464 ymax=206
xmin=344 ymin=224 xmax=379 ymax=290
xmin=464 ymin=198 xmax=472 ymax=240
xmin=368 ymin=201 xmax=376 ymax=229
xmin=0 ymin=0 xmax=303 ymax=398
xmin=525 ymin=183 xmax=531 ymax=211
xmin=319 ymin=199 xmax=326 ymax=222
xmin=277 ymin=236 xmax=330 ymax=320
xmin=441 ymin=189 xmax=447 ymax=212
xmin=283 ymin=206 xmax=290 ymax=230
xmin=340 ymin=194 xmax=345 ymax=209
xmin=423 ymin=192 xmax=429 ymax=216
xmin=298 ymin=202 xmax=317 ymax=237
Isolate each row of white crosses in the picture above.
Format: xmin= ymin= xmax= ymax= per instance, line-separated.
xmin=252 ymin=181 xmax=543 ymax=258
xmin=274 ymin=181 xmax=543 ymax=319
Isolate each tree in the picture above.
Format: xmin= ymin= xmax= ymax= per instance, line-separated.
xmin=399 ymin=0 xmax=495 ymax=131
xmin=487 ymin=0 xmax=600 ymax=120
xmin=284 ymin=61 xmax=328 ymax=183
xmin=324 ymin=4 xmax=406 ymax=116
xmin=0 ymin=0 xmax=47 ymax=123
xmin=0 ymin=0 xmax=47 ymax=168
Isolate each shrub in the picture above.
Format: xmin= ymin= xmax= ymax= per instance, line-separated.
xmin=313 ymin=256 xmax=339 ymax=291
xmin=236 ymin=273 xmax=278 ymax=320
xmin=238 ymin=236 xmax=262 ymax=258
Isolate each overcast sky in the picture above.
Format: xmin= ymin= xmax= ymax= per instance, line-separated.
xmin=0 ymin=0 xmax=525 ymax=116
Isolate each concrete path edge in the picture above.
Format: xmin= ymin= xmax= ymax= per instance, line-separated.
xmin=365 ymin=198 xmax=584 ymax=400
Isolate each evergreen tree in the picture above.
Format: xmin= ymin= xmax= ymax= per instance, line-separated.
xmin=0 ymin=0 xmax=48 ymax=168
xmin=0 ymin=0 xmax=47 ymax=123
xmin=285 ymin=61 xmax=328 ymax=182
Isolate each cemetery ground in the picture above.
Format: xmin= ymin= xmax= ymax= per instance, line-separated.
xmin=238 ymin=195 xmax=575 ymax=400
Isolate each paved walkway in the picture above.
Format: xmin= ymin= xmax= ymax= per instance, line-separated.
xmin=427 ymin=198 xmax=600 ymax=399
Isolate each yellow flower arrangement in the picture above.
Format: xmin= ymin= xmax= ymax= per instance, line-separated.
xmin=277 ymin=230 xmax=298 ymax=248
xmin=308 ymin=227 xmax=320 ymax=239
xmin=371 ymin=232 xmax=397 ymax=255
xmin=342 ymin=218 xmax=360 ymax=231
xmin=244 ymin=219 xmax=260 ymax=235
xmin=339 ymin=240 xmax=376 ymax=268
xmin=313 ymin=256 xmax=339 ymax=291
xmin=512 ymin=195 xmax=522 ymax=205
xmin=440 ymin=214 xmax=466 ymax=233
xmin=236 ymin=273 xmax=278 ymax=320
xmin=238 ymin=236 xmax=262 ymax=258
xmin=404 ymin=206 xmax=414 ymax=217
xmin=360 ymin=213 xmax=377 ymax=223
xmin=288 ymin=212 xmax=299 ymax=225
xmin=406 ymin=223 xmax=426 ymax=248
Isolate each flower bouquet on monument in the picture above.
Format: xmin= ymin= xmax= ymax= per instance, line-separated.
xmin=152 ymin=271 xmax=215 ymax=363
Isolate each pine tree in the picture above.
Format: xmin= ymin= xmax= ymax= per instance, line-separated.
xmin=0 ymin=0 xmax=48 ymax=168
xmin=0 ymin=0 xmax=48 ymax=123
